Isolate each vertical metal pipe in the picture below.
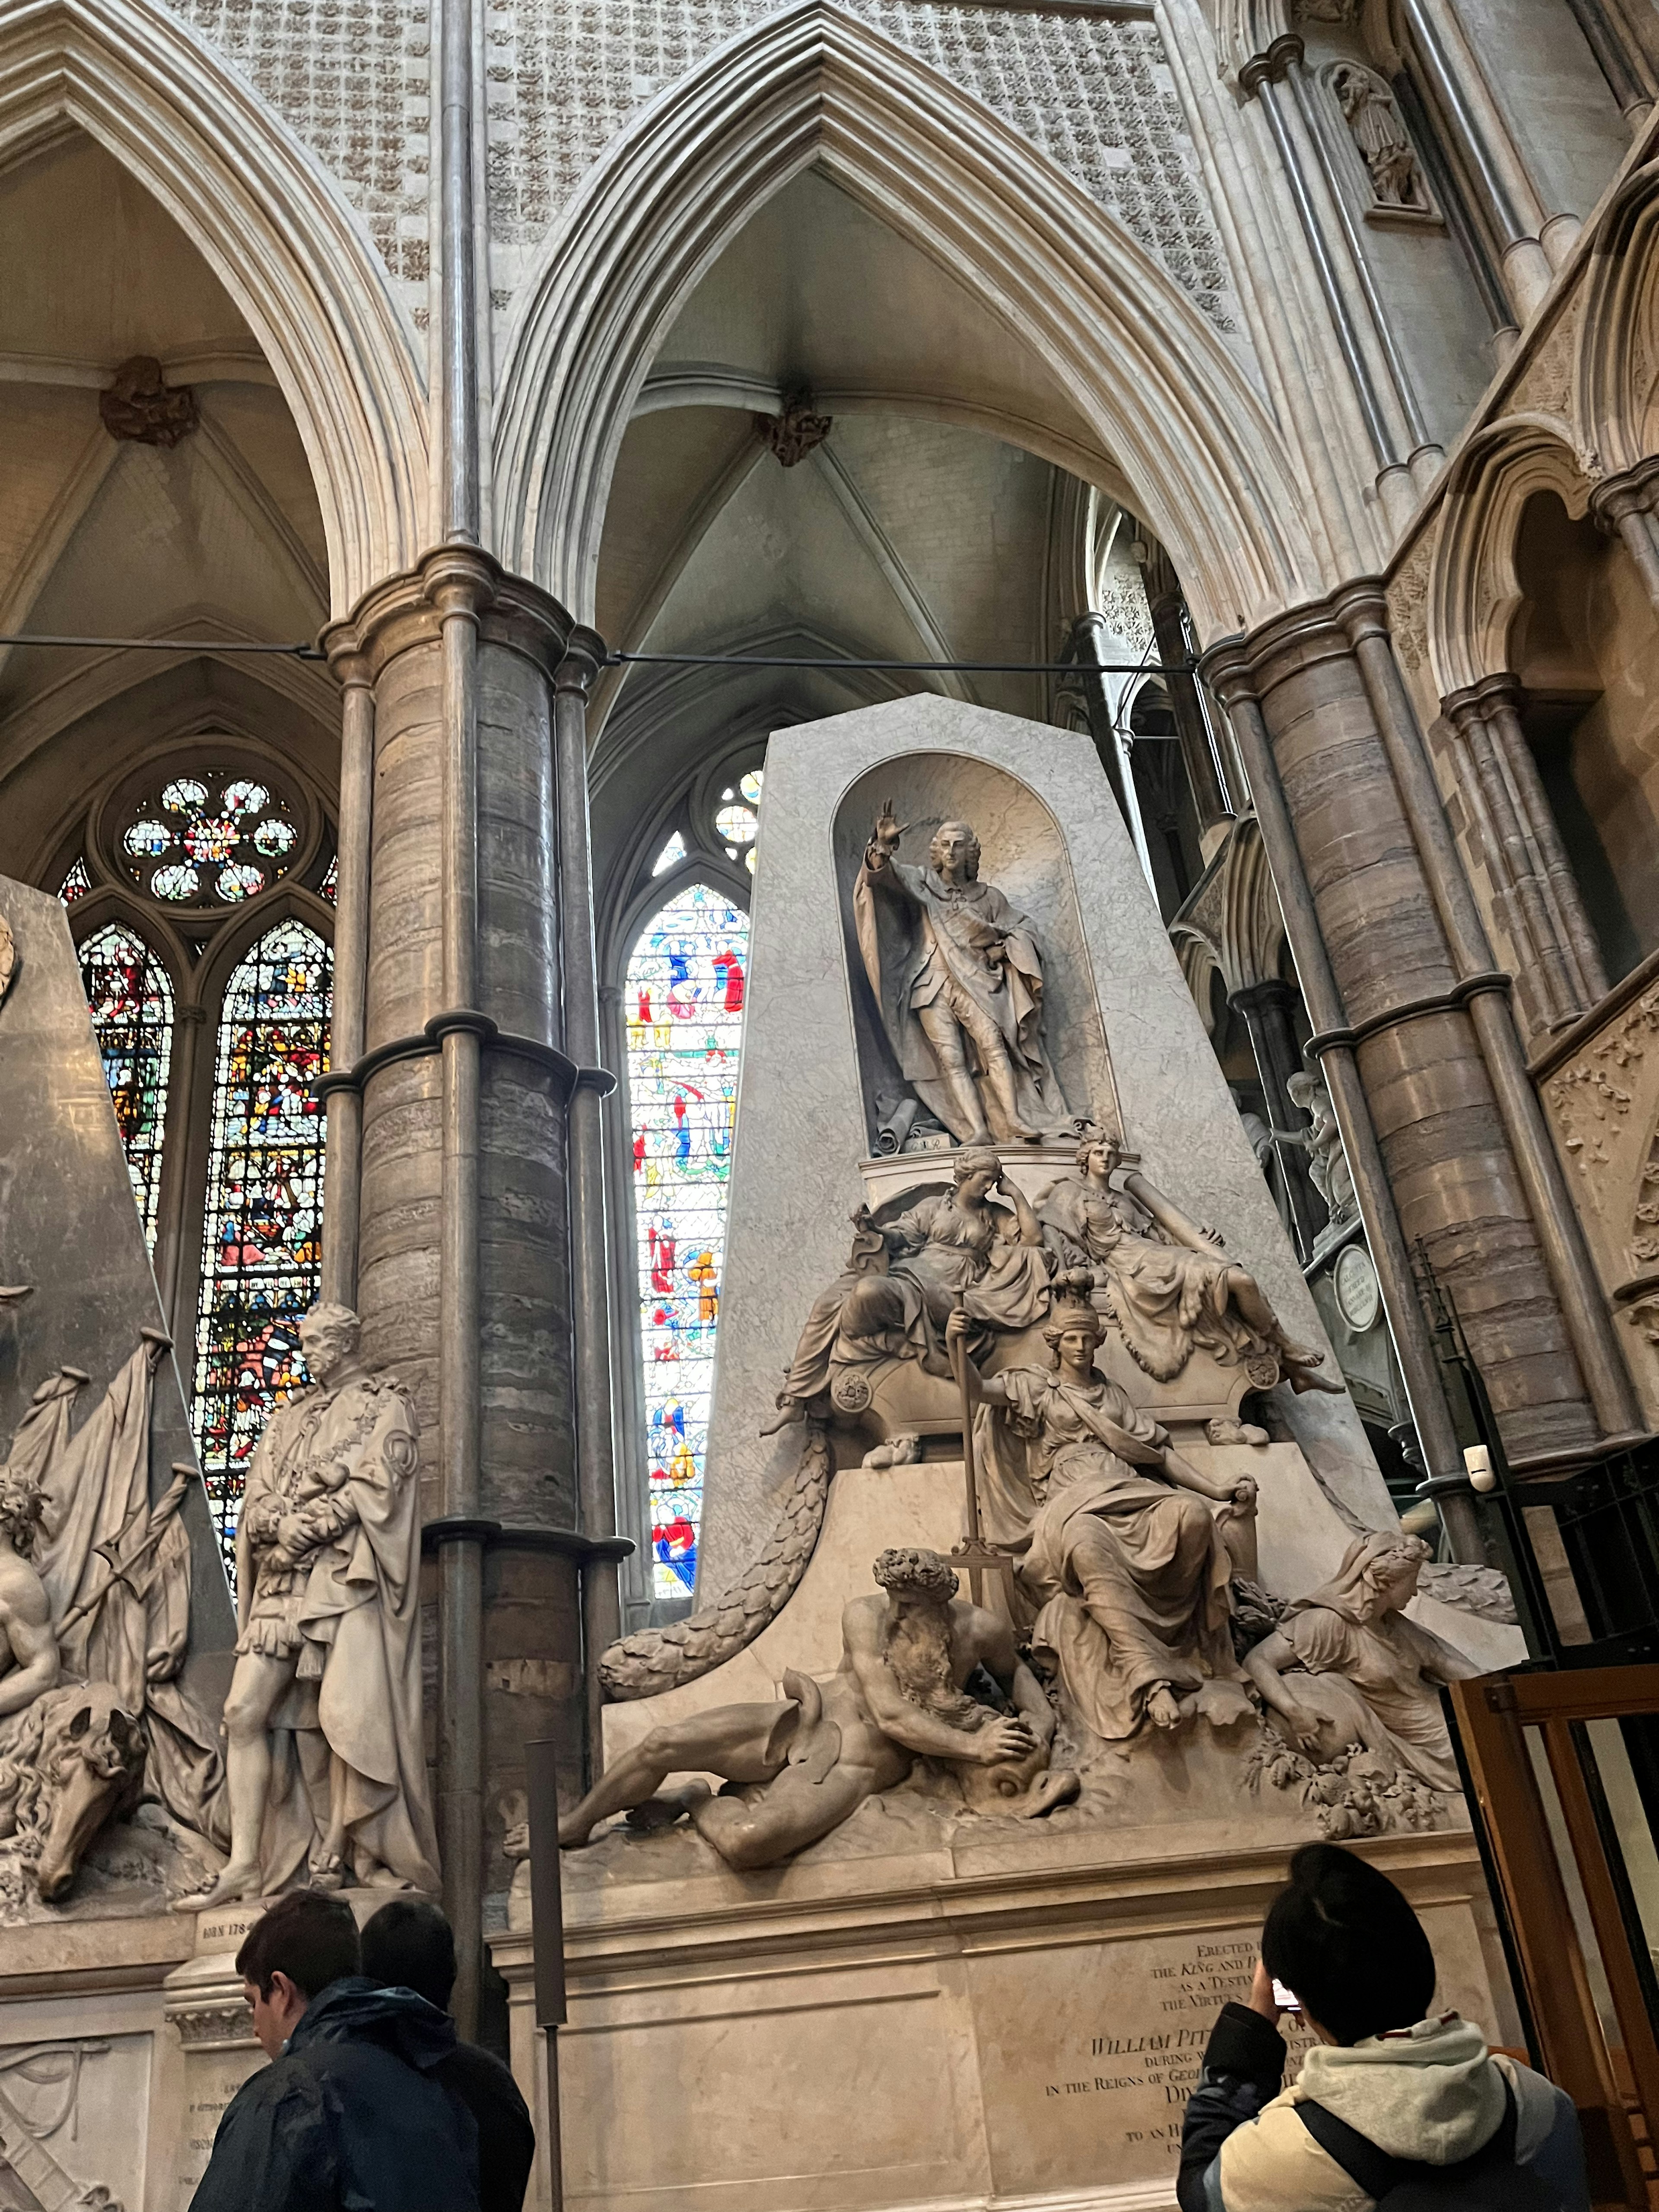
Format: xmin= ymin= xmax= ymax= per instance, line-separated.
xmin=321 ymin=662 xmax=373 ymax=1306
xmin=1210 ymin=675 xmax=1472 ymax=1534
xmin=554 ymin=633 xmax=621 ymax=1779
xmin=436 ymin=572 xmax=484 ymax=2034
xmin=439 ymin=0 xmax=480 ymax=544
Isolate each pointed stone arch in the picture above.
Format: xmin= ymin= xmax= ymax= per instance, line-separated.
xmin=1580 ymin=158 xmax=1659 ymax=475
xmin=1428 ymin=420 xmax=1591 ymax=696
xmin=492 ymin=3 xmax=1322 ymax=641
xmin=0 ymin=0 xmax=429 ymax=611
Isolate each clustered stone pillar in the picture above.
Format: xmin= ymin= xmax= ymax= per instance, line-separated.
xmin=1142 ymin=550 xmax=1233 ymax=851
xmin=1592 ymin=456 xmax=1659 ymax=611
xmin=1440 ymin=674 xmax=1607 ymax=1038
xmin=321 ymin=550 xmax=603 ymax=2033
xmin=1205 ymin=585 xmax=1643 ymax=1554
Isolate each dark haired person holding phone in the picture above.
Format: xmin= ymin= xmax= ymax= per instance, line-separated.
xmin=1176 ymin=1843 xmax=1589 ymax=2210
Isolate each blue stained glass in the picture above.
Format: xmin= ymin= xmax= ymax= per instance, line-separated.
xmin=192 ymin=919 xmax=331 ymax=1570
xmin=626 ymin=880 xmax=750 ymax=1600
xmin=78 ymin=921 xmax=175 ymax=1249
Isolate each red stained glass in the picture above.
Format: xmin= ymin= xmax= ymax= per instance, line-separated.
xmin=77 ymin=921 xmax=175 ymax=1249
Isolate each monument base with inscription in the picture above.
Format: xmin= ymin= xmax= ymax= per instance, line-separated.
xmin=491 ymin=1820 xmax=1518 ymax=2212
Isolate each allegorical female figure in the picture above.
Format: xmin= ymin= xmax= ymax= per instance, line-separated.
xmin=1039 ymin=1133 xmax=1339 ymax=1391
xmin=1243 ymin=1533 xmax=1480 ymax=1792
xmin=952 ymin=1287 xmax=1257 ymax=1742
xmin=763 ymin=1150 xmax=1050 ymax=1432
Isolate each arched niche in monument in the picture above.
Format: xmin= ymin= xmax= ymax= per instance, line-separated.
xmin=831 ymin=752 xmax=1122 ymax=1161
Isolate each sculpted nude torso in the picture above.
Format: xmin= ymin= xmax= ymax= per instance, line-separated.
xmin=559 ymin=1548 xmax=1076 ymax=1870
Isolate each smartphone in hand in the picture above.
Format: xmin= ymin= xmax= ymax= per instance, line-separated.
xmin=1272 ymin=1979 xmax=1301 ymax=2013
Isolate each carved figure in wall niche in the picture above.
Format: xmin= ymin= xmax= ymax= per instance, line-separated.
xmin=952 ymin=1283 xmax=1256 ymax=1742
xmin=762 ymin=1154 xmax=1050 ymax=1433
xmin=558 ymin=1548 xmax=1078 ymax=1868
xmin=855 ymin=806 xmax=1069 ymax=1146
xmin=1039 ymin=1133 xmax=1341 ymax=1390
xmin=1331 ymin=65 xmax=1430 ymax=213
xmin=1243 ymin=1532 xmax=1481 ymax=1792
xmin=1275 ymin=1067 xmax=1356 ymax=1226
xmin=176 ymin=1303 xmax=439 ymax=1909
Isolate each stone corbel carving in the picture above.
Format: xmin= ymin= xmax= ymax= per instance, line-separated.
xmin=1327 ymin=64 xmax=1437 ymax=222
xmin=99 ymin=357 xmax=199 ymax=448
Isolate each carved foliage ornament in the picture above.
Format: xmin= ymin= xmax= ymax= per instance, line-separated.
xmin=99 ymin=358 xmax=198 ymax=448
xmin=754 ymin=394 xmax=833 ymax=468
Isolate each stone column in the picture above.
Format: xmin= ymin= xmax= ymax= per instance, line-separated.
xmin=319 ymin=652 xmax=373 ymax=1306
xmin=1072 ymin=613 xmax=1154 ymax=879
xmin=1242 ymin=36 xmax=1417 ymax=526
xmin=1206 ymin=600 xmax=1617 ymax=1536
xmin=1591 ymin=457 xmax=1659 ymax=613
xmin=1441 ymin=674 xmax=1607 ymax=1037
xmin=1338 ymin=585 xmax=1642 ymax=1450
xmin=1396 ymin=0 xmax=1566 ymax=311
xmin=553 ymin=634 xmax=626 ymax=1780
xmin=1560 ymin=0 xmax=1659 ymax=125
xmin=324 ymin=550 xmax=586 ymax=2035
xmin=1144 ymin=551 xmax=1234 ymax=848
xmin=1228 ymin=978 xmax=1325 ymax=1255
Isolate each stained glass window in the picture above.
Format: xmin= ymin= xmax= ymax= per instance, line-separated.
xmin=59 ymin=858 xmax=92 ymax=903
xmin=320 ymin=854 xmax=339 ymax=903
xmin=626 ymin=882 xmax=750 ymax=1600
xmin=193 ymin=920 xmax=331 ymax=1565
xmin=77 ymin=922 xmax=175 ymax=1249
xmin=115 ymin=770 xmax=300 ymax=906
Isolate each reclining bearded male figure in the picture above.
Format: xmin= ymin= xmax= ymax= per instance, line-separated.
xmin=558 ymin=1548 xmax=1078 ymax=1869
xmin=951 ymin=1287 xmax=1257 ymax=1742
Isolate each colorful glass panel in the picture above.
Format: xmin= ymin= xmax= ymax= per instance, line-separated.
xmin=320 ymin=854 xmax=339 ymax=904
xmin=59 ymin=858 xmax=92 ymax=903
xmin=193 ymin=920 xmax=331 ymax=1568
xmin=77 ymin=922 xmax=175 ymax=1249
xmin=652 ymin=832 xmax=686 ymax=877
xmin=116 ymin=770 xmax=299 ymax=905
xmin=626 ymin=882 xmax=750 ymax=1601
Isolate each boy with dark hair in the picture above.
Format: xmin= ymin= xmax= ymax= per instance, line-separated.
xmin=189 ymin=1891 xmax=481 ymax=2212
xmin=362 ymin=1897 xmax=536 ymax=2212
xmin=1177 ymin=1842 xmax=1589 ymax=2210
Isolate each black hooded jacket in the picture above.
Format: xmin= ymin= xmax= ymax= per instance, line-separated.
xmin=189 ymin=1976 xmax=482 ymax=2212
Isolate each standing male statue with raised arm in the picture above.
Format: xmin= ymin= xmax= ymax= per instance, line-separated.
xmin=854 ymin=808 xmax=1068 ymax=1147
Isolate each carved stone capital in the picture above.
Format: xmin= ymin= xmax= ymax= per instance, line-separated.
xmin=167 ymin=1999 xmax=257 ymax=2051
xmin=319 ymin=547 xmax=576 ymax=687
xmin=1588 ymin=454 xmax=1659 ymax=535
xmin=1239 ymin=33 xmax=1304 ymax=96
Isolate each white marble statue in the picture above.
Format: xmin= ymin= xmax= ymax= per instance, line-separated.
xmin=1039 ymin=1131 xmax=1341 ymax=1390
xmin=954 ymin=1283 xmax=1258 ymax=1743
xmin=854 ymin=807 xmax=1069 ymax=1146
xmin=177 ymin=1303 xmax=439 ymax=1907
xmin=560 ymin=1547 xmax=1078 ymax=1868
xmin=0 ymin=1334 xmax=227 ymax=1904
xmin=1243 ymin=1533 xmax=1481 ymax=1792
xmin=1276 ymin=1067 xmax=1357 ymax=1226
xmin=763 ymin=1152 xmax=1051 ymax=1434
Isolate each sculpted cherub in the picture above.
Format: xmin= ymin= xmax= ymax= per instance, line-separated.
xmin=558 ymin=1548 xmax=1078 ymax=1869
xmin=1039 ymin=1130 xmax=1340 ymax=1392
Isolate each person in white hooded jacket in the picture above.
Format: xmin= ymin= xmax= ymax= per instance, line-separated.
xmin=1176 ymin=1843 xmax=1589 ymax=2211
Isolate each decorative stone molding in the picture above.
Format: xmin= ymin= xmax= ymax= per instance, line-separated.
xmin=484 ymin=0 xmax=1238 ymax=337
xmin=168 ymin=2000 xmax=257 ymax=2051
xmin=1386 ymin=527 xmax=1433 ymax=674
xmin=0 ymin=0 xmax=429 ymax=609
xmin=754 ymin=393 xmax=832 ymax=467
xmin=99 ymin=356 xmax=199 ymax=446
xmin=492 ymin=9 xmax=1314 ymax=642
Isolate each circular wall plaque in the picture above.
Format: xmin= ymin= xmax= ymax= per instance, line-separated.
xmin=1332 ymin=1241 xmax=1381 ymax=1333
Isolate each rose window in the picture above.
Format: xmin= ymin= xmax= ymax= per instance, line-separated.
xmin=115 ymin=772 xmax=301 ymax=905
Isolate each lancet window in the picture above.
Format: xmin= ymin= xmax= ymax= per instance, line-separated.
xmin=611 ymin=758 xmax=762 ymax=1608
xmin=50 ymin=741 xmax=336 ymax=1565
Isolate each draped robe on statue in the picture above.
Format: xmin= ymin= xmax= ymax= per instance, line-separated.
xmin=854 ymin=855 xmax=1065 ymax=1142
xmin=993 ymin=1369 xmax=1239 ymax=1741
xmin=19 ymin=1347 xmax=227 ymax=1843
xmin=237 ymin=1375 xmax=439 ymax=1893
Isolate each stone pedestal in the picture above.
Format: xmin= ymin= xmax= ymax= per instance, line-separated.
xmin=491 ymin=1823 xmax=1517 ymax=2212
